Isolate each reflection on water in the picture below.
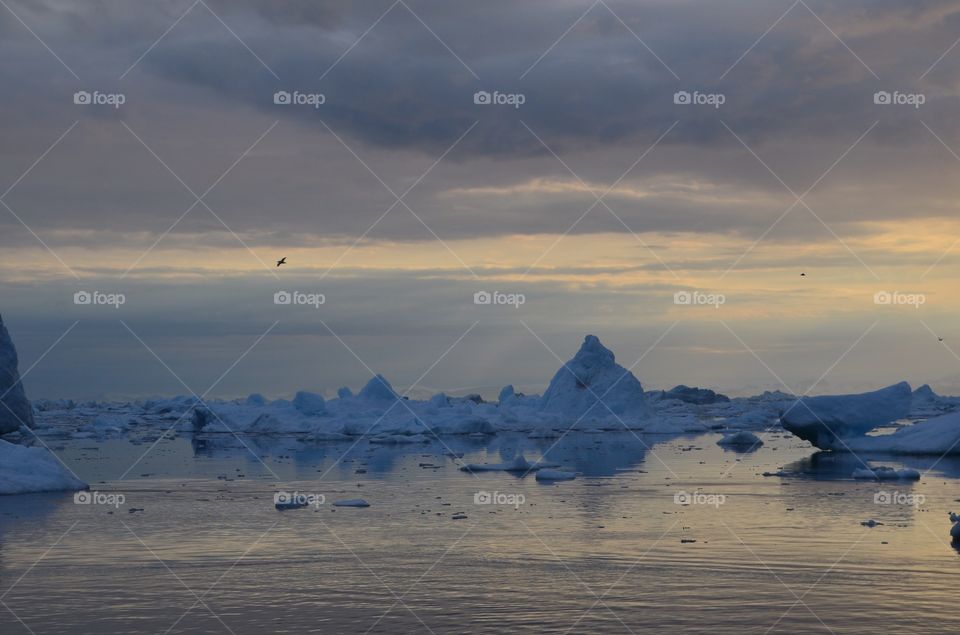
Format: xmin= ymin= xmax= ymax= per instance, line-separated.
xmin=2 ymin=430 xmax=959 ymax=634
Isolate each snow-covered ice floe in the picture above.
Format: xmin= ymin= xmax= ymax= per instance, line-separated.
xmin=717 ymin=430 xmax=763 ymax=449
xmin=780 ymin=382 xmax=960 ymax=455
xmin=0 ymin=440 xmax=87 ymax=494
xmin=851 ymin=466 xmax=920 ymax=480
xmin=780 ymin=382 xmax=913 ymax=446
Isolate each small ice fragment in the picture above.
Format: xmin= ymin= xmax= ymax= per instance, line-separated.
xmin=333 ymin=498 xmax=370 ymax=507
xmin=536 ymin=469 xmax=576 ymax=481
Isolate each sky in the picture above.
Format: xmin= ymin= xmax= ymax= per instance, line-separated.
xmin=2 ymin=0 xmax=960 ymax=400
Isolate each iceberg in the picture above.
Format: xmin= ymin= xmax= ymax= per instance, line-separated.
xmin=0 ymin=314 xmax=33 ymax=433
xmin=0 ymin=440 xmax=87 ymax=494
xmin=539 ymin=335 xmax=651 ymax=422
xmin=358 ymin=375 xmax=398 ymax=402
xmin=780 ymin=382 xmax=912 ymax=447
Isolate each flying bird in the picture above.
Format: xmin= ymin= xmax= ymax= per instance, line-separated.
xmin=276 ymin=257 xmax=286 ymax=267
xmin=939 ymin=337 xmax=944 ymax=342
xmin=800 ymin=272 xmax=806 ymax=277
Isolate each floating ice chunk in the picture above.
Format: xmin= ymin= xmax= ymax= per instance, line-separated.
xmin=498 ymin=385 xmax=515 ymax=404
xmin=780 ymin=382 xmax=912 ymax=446
xmin=293 ymin=391 xmax=326 ymax=416
xmin=536 ymin=469 xmax=576 ymax=481
xmin=852 ymin=466 xmax=921 ymax=480
xmin=461 ymin=453 xmax=556 ymax=473
xmin=717 ymin=430 xmax=763 ymax=448
xmin=337 ymin=387 xmax=353 ymax=399
xmin=540 ymin=335 xmax=651 ymax=421
xmin=333 ymin=498 xmax=370 ymax=507
xmin=0 ymin=440 xmax=87 ymax=494
xmin=275 ymin=500 xmax=309 ymax=510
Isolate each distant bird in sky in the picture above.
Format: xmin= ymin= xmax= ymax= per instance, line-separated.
xmin=939 ymin=336 xmax=944 ymax=342
xmin=276 ymin=257 xmax=286 ymax=267
xmin=800 ymin=272 xmax=806 ymax=277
